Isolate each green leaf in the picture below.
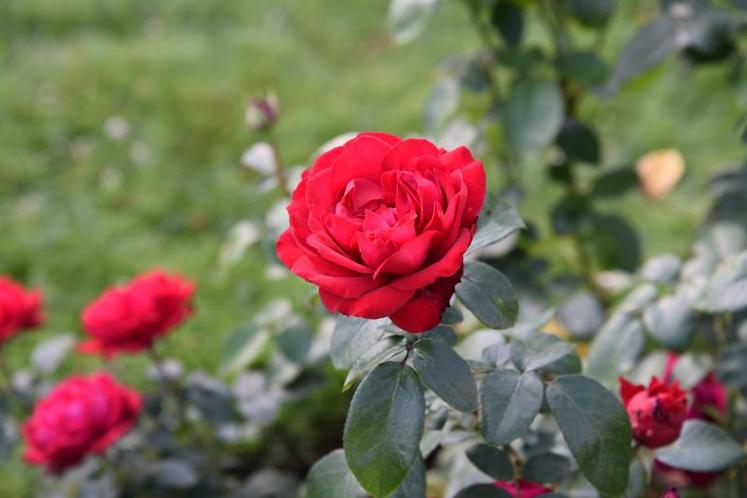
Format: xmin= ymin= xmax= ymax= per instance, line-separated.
xmin=551 ymin=194 xmax=592 ymax=235
xmin=715 ymin=343 xmax=747 ymax=387
xmin=468 ymin=200 xmax=524 ymax=255
xmin=556 ymin=120 xmax=600 ymax=164
xmin=31 ymin=333 xmax=75 ymax=375
xmin=219 ymin=324 xmax=270 ymax=375
xmin=567 ymin=0 xmax=614 ymax=28
xmin=306 ymin=450 xmax=367 ymax=498
xmin=521 ymin=452 xmax=572 ymax=483
xmin=586 ymin=313 xmax=645 ymax=386
xmin=602 ymin=17 xmax=677 ymax=94
xmin=557 ymin=292 xmax=604 ymax=339
xmin=589 ymin=214 xmax=641 ymax=272
xmin=491 ymin=1 xmax=523 ymax=47
xmin=277 ymin=321 xmax=314 ymax=363
xmin=344 ymin=335 xmax=406 ymax=390
xmin=557 ymin=51 xmax=608 ymax=88
xmin=453 ymin=484 xmax=514 ymax=498
xmin=642 ymin=294 xmax=695 ymax=351
xmin=412 ymin=339 xmax=478 ymax=412
xmin=148 ymin=460 xmax=198 ymax=489
xmin=331 ymin=316 xmax=384 ymax=369
xmin=388 ymin=0 xmax=440 ymax=44
xmin=641 ymin=253 xmax=682 ymax=284
xmin=389 ymin=453 xmax=426 ymax=498
xmin=343 ymin=362 xmax=425 ymax=497
xmin=591 ymin=168 xmax=637 ymax=198
xmin=510 ymin=333 xmax=575 ymax=372
xmin=423 ymin=77 xmax=460 ymax=135
xmin=480 ymin=369 xmax=543 ymax=445
xmin=697 ymin=250 xmax=747 ymax=312
xmin=466 ymin=444 xmax=514 ymax=480
xmin=546 ymin=375 xmax=632 ymax=495
xmin=456 ymin=261 xmax=518 ymax=329
xmin=656 ymin=420 xmax=744 ymax=472
xmin=503 ymin=80 xmax=564 ymax=157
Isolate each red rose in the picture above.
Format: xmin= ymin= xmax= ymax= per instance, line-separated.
xmin=620 ymin=376 xmax=688 ymax=448
xmin=494 ymin=479 xmax=552 ymax=498
xmin=81 ymin=269 xmax=195 ymax=357
xmin=0 ymin=276 xmax=43 ymax=343
xmin=22 ymin=372 xmax=142 ymax=474
xmin=276 ymin=132 xmax=485 ymax=332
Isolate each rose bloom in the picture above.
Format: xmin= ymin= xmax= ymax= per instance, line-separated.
xmin=0 ymin=275 xmax=43 ymax=343
xmin=654 ymin=370 xmax=728 ymax=489
xmin=23 ymin=372 xmax=142 ymax=474
xmin=276 ymin=132 xmax=485 ymax=332
xmin=620 ymin=376 xmax=688 ymax=448
xmin=81 ymin=269 xmax=195 ymax=357
xmin=494 ymin=479 xmax=552 ymax=498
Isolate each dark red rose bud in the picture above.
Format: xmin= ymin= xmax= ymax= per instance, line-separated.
xmin=0 ymin=275 xmax=43 ymax=343
xmin=80 ymin=269 xmax=195 ymax=357
xmin=494 ymin=479 xmax=553 ymax=498
xmin=688 ymin=372 xmax=727 ymax=422
xmin=620 ymin=376 xmax=688 ymax=448
xmin=245 ymin=94 xmax=278 ymax=132
xmin=22 ymin=372 xmax=142 ymax=474
xmin=661 ymin=487 xmax=681 ymax=498
xmin=276 ymin=132 xmax=486 ymax=333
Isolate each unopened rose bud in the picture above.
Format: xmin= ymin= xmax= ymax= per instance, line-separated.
xmin=245 ymin=94 xmax=278 ymax=132
xmin=620 ymin=376 xmax=688 ymax=448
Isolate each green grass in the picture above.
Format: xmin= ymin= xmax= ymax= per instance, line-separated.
xmin=0 ymin=0 xmax=745 ymax=495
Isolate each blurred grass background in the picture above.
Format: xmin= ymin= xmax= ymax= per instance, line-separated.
xmin=0 ymin=0 xmax=745 ymax=495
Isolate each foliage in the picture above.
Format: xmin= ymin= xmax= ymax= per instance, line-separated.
xmin=2 ymin=0 xmax=747 ymax=497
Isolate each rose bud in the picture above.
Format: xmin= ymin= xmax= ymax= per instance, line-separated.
xmin=245 ymin=93 xmax=278 ymax=132
xmin=276 ymin=132 xmax=486 ymax=333
xmin=80 ymin=269 xmax=195 ymax=357
xmin=22 ymin=372 xmax=142 ymax=474
xmin=661 ymin=487 xmax=681 ymax=498
xmin=619 ymin=376 xmax=688 ymax=448
xmin=688 ymin=372 xmax=727 ymax=422
xmin=494 ymin=479 xmax=553 ymax=498
xmin=0 ymin=275 xmax=43 ymax=343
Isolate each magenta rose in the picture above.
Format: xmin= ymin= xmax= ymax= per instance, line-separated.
xmin=276 ymin=132 xmax=486 ymax=332
xmin=22 ymin=372 xmax=142 ymax=474
xmin=0 ymin=275 xmax=43 ymax=343
xmin=80 ymin=269 xmax=195 ymax=357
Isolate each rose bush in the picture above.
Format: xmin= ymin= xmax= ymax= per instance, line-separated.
xmin=80 ymin=269 xmax=195 ymax=357
xmin=276 ymin=132 xmax=485 ymax=332
xmin=0 ymin=275 xmax=43 ymax=343
xmin=22 ymin=372 xmax=141 ymax=474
